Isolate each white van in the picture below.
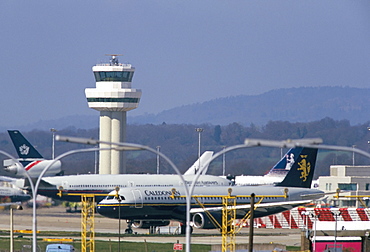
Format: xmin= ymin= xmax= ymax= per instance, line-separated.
xmin=45 ymin=244 xmax=75 ymax=252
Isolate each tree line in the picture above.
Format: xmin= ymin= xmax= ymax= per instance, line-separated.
xmin=0 ymin=117 xmax=369 ymax=178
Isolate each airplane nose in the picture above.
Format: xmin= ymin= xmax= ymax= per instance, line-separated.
xmin=96 ymin=204 xmax=120 ymax=219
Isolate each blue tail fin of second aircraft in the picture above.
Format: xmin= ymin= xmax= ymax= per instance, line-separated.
xmin=8 ymin=130 xmax=43 ymax=159
xmin=265 ymin=147 xmax=305 ymax=176
xmin=275 ymin=147 xmax=318 ymax=188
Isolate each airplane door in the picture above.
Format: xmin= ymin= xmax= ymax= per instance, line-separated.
xmin=131 ymin=189 xmax=143 ymax=208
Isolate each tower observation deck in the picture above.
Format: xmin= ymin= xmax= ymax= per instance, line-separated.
xmin=85 ymin=55 xmax=142 ymax=174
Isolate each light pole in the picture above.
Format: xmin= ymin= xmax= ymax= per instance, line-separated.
xmin=312 ymin=211 xmax=320 ymax=252
xmin=116 ymin=187 xmax=122 ymax=252
xmin=302 ymin=210 xmax=318 ymax=251
xmin=94 ymin=145 xmax=98 ymax=174
xmin=332 ymin=210 xmax=341 ymax=252
xmin=352 ymin=145 xmax=356 ymax=166
xmin=10 ymin=204 xmax=23 ymax=252
xmin=222 ymin=146 xmax=226 ymax=177
xmin=302 ymin=211 xmax=311 ymax=239
xmin=50 ymin=128 xmax=57 ymax=159
xmin=33 ymin=147 xmax=102 ymax=252
xmin=0 ymin=151 xmax=35 ymax=252
xmin=156 ymin=146 xmax=160 ymax=174
xmin=55 ymin=135 xmax=192 ymax=252
xmin=195 ymin=128 xmax=203 ymax=174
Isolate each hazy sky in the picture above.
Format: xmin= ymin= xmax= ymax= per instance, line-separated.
xmin=1 ymin=1 xmax=370 ymax=127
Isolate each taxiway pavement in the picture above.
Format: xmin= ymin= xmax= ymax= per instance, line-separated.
xmin=0 ymin=205 xmax=302 ymax=247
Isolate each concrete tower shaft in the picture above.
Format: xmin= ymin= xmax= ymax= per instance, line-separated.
xmin=85 ymin=55 xmax=142 ymax=174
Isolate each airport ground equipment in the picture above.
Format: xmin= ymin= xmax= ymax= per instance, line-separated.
xmin=170 ymin=187 xmax=288 ymax=252
xmin=85 ymin=54 xmax=142 ymax=175
xmin=57 ymin=187 xmax=119 ymax=252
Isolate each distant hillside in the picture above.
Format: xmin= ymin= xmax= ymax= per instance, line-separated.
xmin=130 ymin=86 xmax=370 ymax=126
xmin=2 ymin=86 xmax=369 ymax=131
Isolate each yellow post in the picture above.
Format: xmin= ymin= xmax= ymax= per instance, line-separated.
xmin=81 ymin=194 xmax=95 ymax=252
xmin=57 ymin=187 xmax=116 ymax=252
xmin=221 ymin=188 xmax=236 ymax=252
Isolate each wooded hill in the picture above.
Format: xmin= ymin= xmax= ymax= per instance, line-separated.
xmin=0 ymin=117 xmax=369 ymax=179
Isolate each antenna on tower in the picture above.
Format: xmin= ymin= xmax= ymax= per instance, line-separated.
xmin=105 ymin=54 xmax=123 ymax=66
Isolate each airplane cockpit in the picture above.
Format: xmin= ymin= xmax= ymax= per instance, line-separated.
xmin=105 ymin=194 xmax=125 ymax=201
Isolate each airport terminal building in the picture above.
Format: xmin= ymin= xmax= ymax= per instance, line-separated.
xmin=318 ymin=165 xmax=370 ymax=208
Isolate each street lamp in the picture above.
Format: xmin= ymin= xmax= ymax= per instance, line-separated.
xmin=195 ymin=128 xmax=203 ymax=174
xmin=10 ymin=204 xmax=23 ymax=252
xmin=156 ymin=146 xmax=160 ymax=174
xmin=312 ymin=211 xmax=322 ymax=252
xmin=94 ymin=145 xmax=98 ymax=174
xmin=352 ymin=145 xmax=356 ymax=166
xmin=50 ymin=128 xmax=57 ymax=159
xmin=301 ymin=210 xmax=319 ymax=252
xmin=222 ymin=146 xmax=226 ymax=177
xmin=331 ymin=210 xmax=341 ymax=252
xmin=116 ymin=187 xmax=122 ymax=252
xmin=302 ymin=211 xmax=311 ymax=238
xmin=0 ymin=151 xmax=35 ymax=252
xmin=55 ymin=135 xmax=192 ymax=252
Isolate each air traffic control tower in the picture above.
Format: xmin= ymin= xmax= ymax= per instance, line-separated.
xmin=85 ymin=55 xmax=142 ymax=174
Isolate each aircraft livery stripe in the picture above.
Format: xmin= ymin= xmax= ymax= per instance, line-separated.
xmin=25 ymin=160 xmax=43 ymax=171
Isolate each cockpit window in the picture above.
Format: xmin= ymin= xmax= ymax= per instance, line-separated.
xmin=105 ymin=195 xmax=125 ymax=201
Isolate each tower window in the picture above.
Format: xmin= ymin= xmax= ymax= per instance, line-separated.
xmin=94 ymin=71 xmax=134 ymax=82
xmin=87 ymin=97 xmax=140 ymax=103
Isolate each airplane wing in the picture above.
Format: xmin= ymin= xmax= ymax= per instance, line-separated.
xmin=0 ymin=176 xmax=17 ymax=183
xmin=190 ymin=200 xmax=312 ymax=217
xmin=0 ymin=201 xmax=22 ymax=207
xmin=37 ymin=179 xmax=56 ymax=188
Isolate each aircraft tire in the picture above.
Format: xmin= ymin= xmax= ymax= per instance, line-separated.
xmin=180 ymin=224 xmax=193 ymax=234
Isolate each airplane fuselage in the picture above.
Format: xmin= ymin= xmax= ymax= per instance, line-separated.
xmin=4 ymin=159 xmax=62 ymax=178
xmin=96 ymin=185 xmax=324 ymax=222
xmin=38 ymin=174 xmax=232 ymax=202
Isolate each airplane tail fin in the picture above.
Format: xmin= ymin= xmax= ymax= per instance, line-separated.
xmin=275 ymin=147 xmax=318 ymax=188
xmin=8 ymin=130 xmax=43 ymax=159
xmin=265 ymin=147 xmax=304 ymax=177
xmin=184 ymin=151 xmax=214 ymax=175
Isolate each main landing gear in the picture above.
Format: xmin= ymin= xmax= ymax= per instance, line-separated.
xmin=125 ymin=220 xmax=133 ymax=234
xmin=180 ymin=223 xmax=193 ymax=234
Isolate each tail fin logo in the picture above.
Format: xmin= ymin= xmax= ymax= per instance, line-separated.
xmin=19 ymin=144 xmax=30 ymax=156
xmin=297 ymin=155 xmax=311 ymax=182
xmin=285 ymin=153 xmax=295 ymax=170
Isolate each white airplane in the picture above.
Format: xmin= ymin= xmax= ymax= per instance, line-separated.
xmin=97 ymin=147 xmax=323 ymax=234
xmin=35 ymin=151 xmax=226 ymax=229
xmin=37 ymin=150 xmax=227 ymax=203
xmin=0 ymin=177 xmax=31 ymax=205
xmin=229 ymin=147 xmax=318 ymax=186
xmin=3 ymin=130 xmax=62 ymax=178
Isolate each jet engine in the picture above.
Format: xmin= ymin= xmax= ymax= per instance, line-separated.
xmin=132 ymin=220 xmax=171 ymax=229
xmin=192 ymin=212 xmax=222 ymax=229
